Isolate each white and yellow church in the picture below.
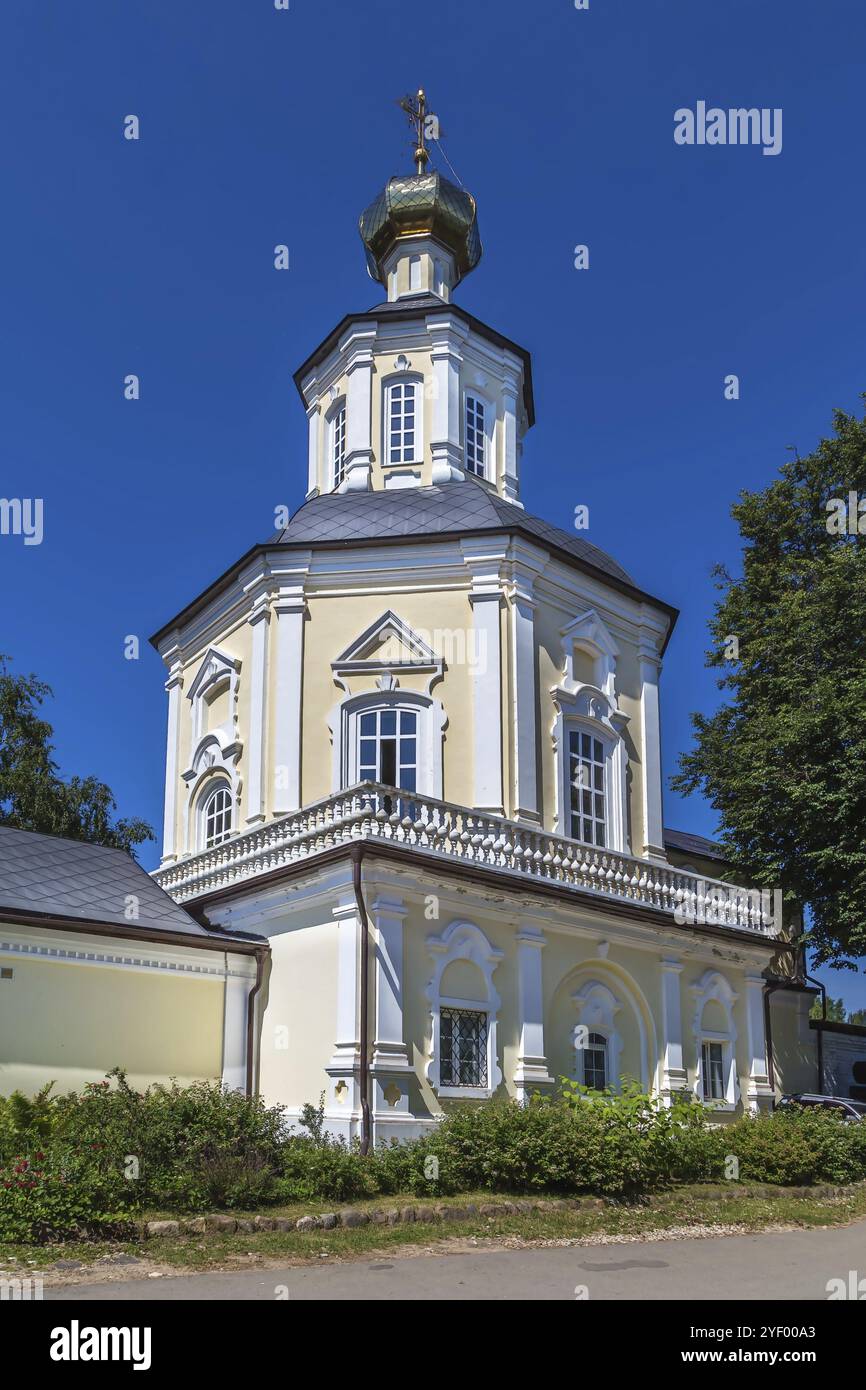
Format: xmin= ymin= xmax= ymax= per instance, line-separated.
xmin=0 ymin=106 xmax=821 ymax=1134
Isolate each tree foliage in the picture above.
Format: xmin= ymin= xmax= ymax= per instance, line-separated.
xmin=672 ymin=403 xmax=866 ymax=967
xmin=0 ymin=655 xmax=153 ymax=855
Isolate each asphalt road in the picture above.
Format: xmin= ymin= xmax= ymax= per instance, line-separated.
xmin=44 ymin=1221 xmax=866 ymax=1300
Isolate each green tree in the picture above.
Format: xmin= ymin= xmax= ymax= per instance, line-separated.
xmin=0 ymin=655 xmax=153 ymax=855
xmin=810 ymin=995 xmax=847 ymax=1023
xmin=673 ymin=403 xmax=866 ymax=967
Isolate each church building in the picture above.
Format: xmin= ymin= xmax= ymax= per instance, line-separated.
xmin=0 ymin=101 xmax=819 ymax=1130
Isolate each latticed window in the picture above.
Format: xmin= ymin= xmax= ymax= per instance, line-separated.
xmin=387 ymin=379 xmax=419 ymax=464
xmin=568 ymin=730 xmax=607 ymax=847
xmin=358 ymin=707 xmax=417 ymax=790
xmin=203 ymin=784 xmax=232 ymax=849
xmin=440 ymin=1007 xmax=488 ymax=1088
xmin=465 ymin=394 xmax=486 ymax=477
xmin=331 ymin=404 xmax=346 ymax=489
xmin=582 ymin=1032 xmax=608 ymax=1091
xmin=702 ymin=1041 xmax=725 ymax=1101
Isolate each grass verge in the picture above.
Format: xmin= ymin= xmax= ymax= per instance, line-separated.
xmin=5 ymin=1184 xmax=866 ymax=1279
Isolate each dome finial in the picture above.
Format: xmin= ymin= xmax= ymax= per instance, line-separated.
xmin=399 ymin=88 xmax=431 ymax=175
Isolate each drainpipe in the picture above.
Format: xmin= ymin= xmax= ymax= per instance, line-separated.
xmin=805 ymin=973 xmax=826 ymax=1095
xmin=244 ymin=946 xmax=268 ymax=1098
xmin=351 ymin=845 xmax=372 ymax=1155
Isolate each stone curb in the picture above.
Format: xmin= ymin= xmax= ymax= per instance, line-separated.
xmin=142 ymin=1183 xmax=857 ymax=1239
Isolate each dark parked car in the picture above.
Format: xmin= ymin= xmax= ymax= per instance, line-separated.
xmin=780 ymin=1093 xmax=866 ymax=1122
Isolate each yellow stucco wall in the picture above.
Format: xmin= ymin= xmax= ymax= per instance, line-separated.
xmin=0 ymin=955 xmax=225 ymax=1097
xmin=258 ymin=918 xmax=339 ymax=1113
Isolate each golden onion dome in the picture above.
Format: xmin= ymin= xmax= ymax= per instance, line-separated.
xmin=358 ymin=170 xmax=482 ymax=289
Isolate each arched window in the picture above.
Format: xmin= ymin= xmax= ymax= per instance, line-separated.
xmin=581 ymin=1031 xmax=609 ymax=1091
xmin=200 ymin=782 xmax=232 ymax=850
xmin=328 ymin=400 xmax=347 ymax=490
xmin=357 ymin=706 xmax=417 ymax=791
xmin=384 ymin=377 xmax=422 ymax=466
xmin=426 ymin=920 xmax=504 ymax=1099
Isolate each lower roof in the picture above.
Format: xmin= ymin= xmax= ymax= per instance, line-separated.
xmin=0 ymin=825 xmax=263 ymax=948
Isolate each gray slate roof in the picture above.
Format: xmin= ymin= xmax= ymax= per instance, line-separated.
xmin=0 ymin=826 xmax=244 ymax=941
xmin=271 ymin=481 xmax=636 ymax=587
xmin=664 ymin=827 xmax=728 ymax=865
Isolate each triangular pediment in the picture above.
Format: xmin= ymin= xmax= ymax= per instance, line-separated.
xmin=333 ymin=611 xmax=439 ymax=669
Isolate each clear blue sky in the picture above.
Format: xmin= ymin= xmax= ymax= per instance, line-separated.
xmin=1 ymin=2 xmax=864 ymax=1005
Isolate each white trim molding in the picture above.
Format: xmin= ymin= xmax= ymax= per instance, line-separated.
xmin=690 ymin=969 xmax=740 ymax=1110
xmin=514 ymin=925 xmax=554 ymax=1099
xmin=425 ymin=919 xmax=503 ymax=1099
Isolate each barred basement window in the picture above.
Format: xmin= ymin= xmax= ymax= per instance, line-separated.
xmin=582 ymin=1032 xmax=608 ymax=1091
xmin=440 ymin=1007 xmax=488 ymax=1088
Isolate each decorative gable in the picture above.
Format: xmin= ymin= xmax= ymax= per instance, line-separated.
xmin=331 ymin=611 xmax=444 ymax=695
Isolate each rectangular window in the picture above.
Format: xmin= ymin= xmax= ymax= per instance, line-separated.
xmin=568 ymin=731 xmax=607 ymax=847
xmin=358 ymin=707 xmax=417 ymax=792
xmin=388 ymin=381 xmax=419 ymax=464
xmin=702 ymin=1041 xmax=725 ymax=1101
xmin=465 ymin=394 xmax=486 ymax=477
xmin=440 ymin=1007 xmax=488 ymax=1088
xmin=331 ymin=404 xmax=347 ymax=489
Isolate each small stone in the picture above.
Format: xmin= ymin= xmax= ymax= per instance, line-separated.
xmin=273 ymin=1218 xmax=294 ymax=1232
xmin=51 ymin=1259 xmax=83 ymax=1271
xmin=369 ymin=1209 xmax=387 ymax=1224
xmin=414 ymin=1205 xmax=436 ymax=1222
xmin=479 ymin=1203 xmax=505 ymax=1217
xmin=145 ymin=1221 xmax=179 ymax=1237
xmin=339 ymin=1209 xmax=368 ymax=1228
xmin=183 ymin=1218 xmax=206 ymax=1235
xmin=95 ymin=1253 xmax=140 ymax=1266
xmin=320 ymin=1213 xmax=338 ymax=1229
xmin=205 ymin=1215 xmax=238 ymax=1233
xmin=296 ymin=1216 xmax=320 ymax=1232
xmin=436 ymin=1205 xmax=466 ymax=1222
xmin=254 ymin=1216 xmax=276 ymax=1231
xmin=148 ymin=1272 xmax=164 ymax=1279
xmin=235 ymin=1219 xmax=256 ymax=1233
xmin=385 ymin=1209 xmax=401 ymax=1226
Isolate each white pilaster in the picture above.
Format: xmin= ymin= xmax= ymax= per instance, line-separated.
xmin=464 ymin=543 xmax=506 ymax=814
xmin=244 ymin=597 xmax=269 ymax=826
xmin=744 ymin=971 xmax=774 ymax=1112
xmin=428 ymin=314 xmax=467 ymax=482
xmin=514 ymin=925 xmax=553 ymax=1100
xmin=306 ymin=401 xmax=321 ymax=497
xmin=501 ymin=358 xmax=523 ymax=506
xmin=161 ymin=655 xmax=183 ymax=864
xmin=272 ymin=559 xmax=309 ymax=814
xmin=221 ymin=959 xmax=258 ymax=1092
xmin=660 ymin=956 xmax=688 ymax=1101
xmin=325 ymin=898 xmax=362 ymax=1134
xmin=509 ymin=545 xmax=545 ymax=822
xmin=371 ymin=896 xmax=412 ymax=1119
xmin=343 ymin=329 xmax=376 ymax=491
xmin=639 ymin=633 xmax=666 ymax=859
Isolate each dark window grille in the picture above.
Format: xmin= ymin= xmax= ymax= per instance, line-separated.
xmin=582 ymin=1031 xmax=607 ymax=1090
xmin=440 ymin=1007 xmax=488 ymax=1088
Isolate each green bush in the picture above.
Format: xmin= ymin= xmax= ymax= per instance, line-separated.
xmin=3 ymin=1072 xmax=866 ymax=1241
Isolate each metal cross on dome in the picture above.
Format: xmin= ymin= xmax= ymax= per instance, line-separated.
xmin=399 ymin=88 xmax=439 ymax=174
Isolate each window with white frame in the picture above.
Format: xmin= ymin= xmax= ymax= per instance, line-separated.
xmin=200 ymin=782 xmax=232 ymax=849
xmin=440 ymin=1007 xmax=488 ymax=1088
xmin=701 ymin=1041 xmax=726 ymax=1101
xmin=357 ymin=707 xmax=417 ymax=791
xmin=465 ymin=393 xmax=487 ymax=477
xmin=568 ymin=729 xmax=607 ymax=847
xmin=385 ymin=378 xmax=421 ymax=465
xmin=581 ymin=1031 xmax=609 ymax=1091
xmin=329 ymin=402 xmax=346 ymax=489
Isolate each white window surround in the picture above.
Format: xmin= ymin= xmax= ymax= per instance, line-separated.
xmin=327 ymin=397 xmax=347 ymax=491
xmin=572 ymin=980 xmax=623 ymax=1091
xmin=690 ymin=970 xmax=740 ymax=1110
xmin=426 ymin=920 xmax=504 ymax=1099
xmin=186 ymin=647 xmax=241 ymax=750
xmin=551 ymin=687 xmax=629 ymax=854
xmin=383 ymin=374 xmax=423 ymax=467
xmin=333 ymin=690 xmax=445 ymax=798
xmin=551 ymin=610 xmax=629 ymax=853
